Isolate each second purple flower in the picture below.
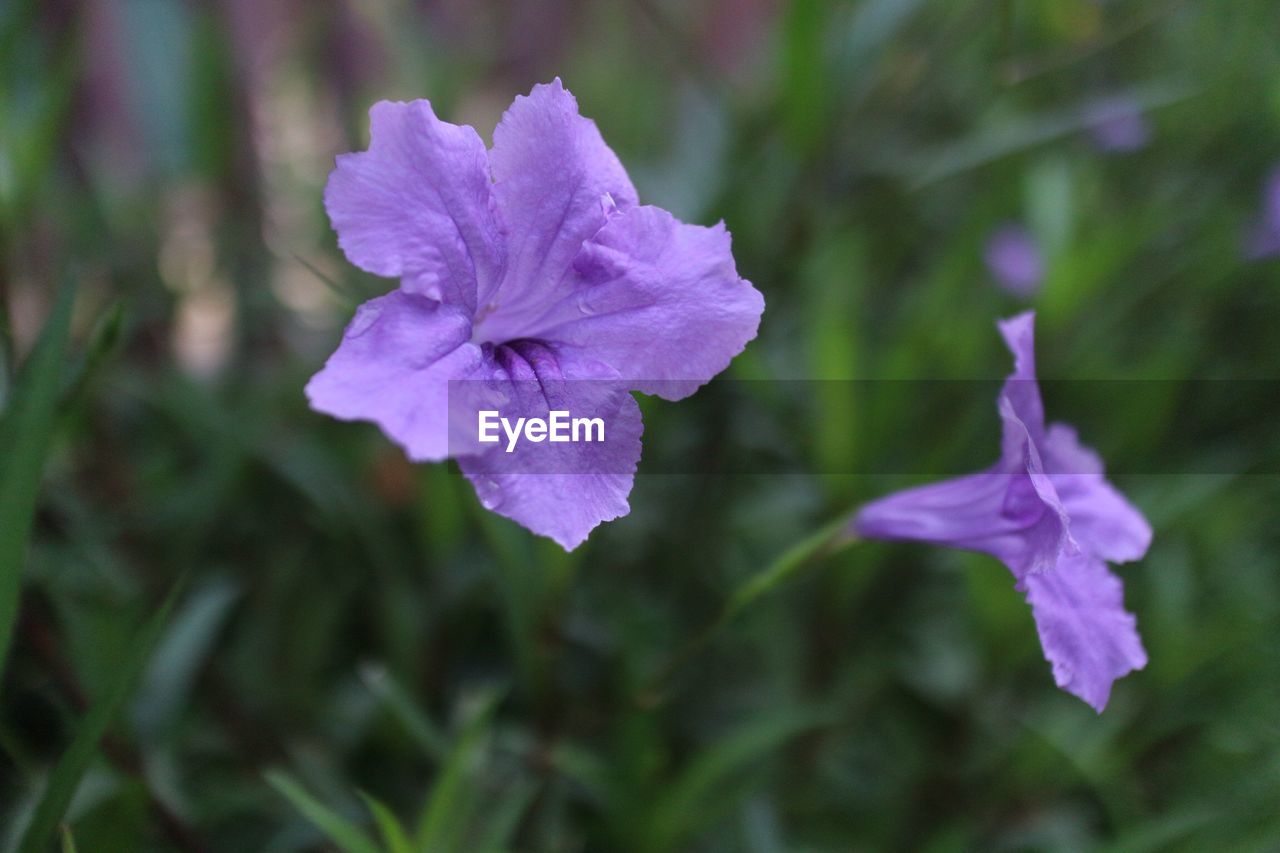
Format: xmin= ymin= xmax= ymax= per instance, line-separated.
xmin=852 ymin=313 xmax=1151 ymax=711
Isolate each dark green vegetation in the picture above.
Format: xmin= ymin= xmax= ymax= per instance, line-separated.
xmin=2 ymin=1 xmax=1278 ymax=849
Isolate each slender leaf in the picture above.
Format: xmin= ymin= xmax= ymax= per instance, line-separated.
xmin=359 ymin=792 xmax=415 ymax=853
xmin=646 ymin=709 xmax=833 ymax=851
xmin=0 ymin=280 xmax=74 ymax=684
xmin=474 ymin=778 xmax=538 ymax=853
xmin=131 ymin=576 xmax=240 ymax=737
xmin=265 ymin=770 xmax=380 ymax=853
xmin=59 ymin=300 xmax=124 ymax=409
xmin=358 ymin=662 xmax=449 ymax=760
xmin=884 ymin=84 xmax=1197 ymax=187
xmin=414 ymin=689 xmax=501 ymax=851
xmin=17 ymin=580 xmax=183 ymax=853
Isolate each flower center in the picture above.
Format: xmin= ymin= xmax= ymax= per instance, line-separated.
xmin=470 ymin=302 xmax=501 ymax=344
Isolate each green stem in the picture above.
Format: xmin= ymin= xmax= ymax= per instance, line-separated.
xmin=638 ymin=516 xmax=858 ymax=705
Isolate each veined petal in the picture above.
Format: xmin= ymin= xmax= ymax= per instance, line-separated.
xmin=482 ymin=79 xmax=638 ymax=334
xmin=1020 ymin=554 xmax=1147 ymax=712
xmin=998 ymin=395 xmax=1077 ymax=572
xmin=305 ymin=291 xmax=483 ymax=461
xmin=456 ymin=342 xmax=642 ymax=550
xmin=324 ymin=100 xmax=505 ymax=312
xmin=996 ymin=311 xmax=1045 ymax=443
xmin=853 ymin=467 xmax=1068 ymax=579
xmin=534 ymin=205 xmax=764 ymax=399
xmin=1045 ymin=424 xmax=1153 ymax=563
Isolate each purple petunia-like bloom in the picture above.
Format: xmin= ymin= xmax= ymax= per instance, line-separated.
xmin=308 ymin=80 xmax=764 ymax=549
xmin=984 ymin=225 xmax=1044 ymax=298
xmin=1244 ymin=166 xmax=1280 ymax=260
xmin=852 ymin=312 xmax=1150 ymax=711
xmin=1084 ymin=96 xmax=1151 ymax=153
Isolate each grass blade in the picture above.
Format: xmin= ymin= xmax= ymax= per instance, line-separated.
xmin=0 ymin=280 xmax=75 ymax=684
xmin=414 ymin=688 xmax=501 ymax=851
xmin=16 ymin=579 xmax=183 ymax=853
xmin=647 ymin=709 xmax=833 ymax=851
xmin=131 ymin=576 xmax=240 ymax=738
xmin=265 ymin=770 xmax=380 ymax=853
xmin=58 ymin=299 xmax=124 ymax=410
xmin=359 ymin=662 xmax=448 ymax=760
xmin=474 ymin=778 xmax=538 ymax=852
xmin=359 ymin=792 xmax=415 ymax=853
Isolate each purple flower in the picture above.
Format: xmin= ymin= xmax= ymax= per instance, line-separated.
xmin=853 ymin=313 xmax=1150 ymax=711
xmin=984 ymin=225 xmax=1044 ymax=298
xmin=1244 ymin=166 xmax=1280 ymax=260
xmin=1084 ymin=97 xmax=1151 ymax=153
xmin=307 ymin=80 xmax=764 ymax=549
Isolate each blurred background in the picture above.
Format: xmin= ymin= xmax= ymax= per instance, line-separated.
xmin=2 ymin=0 xmax=1279 ymax=849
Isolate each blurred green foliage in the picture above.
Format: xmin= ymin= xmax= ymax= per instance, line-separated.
xmin=2 ymin=0 xmax=1279 ymax=850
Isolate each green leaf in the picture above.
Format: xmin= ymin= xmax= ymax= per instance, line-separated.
xmin=642 ymin=517 xmax=856 ymax=702
xmin=359 ymin=662 xmax=449 ymax=760
xmin=359 ymin=792 xmax=415 ymax=853
xmin=779 ymin=0 xmax=831 ymax=151
xmin=474 ymin=779 xmax=537 ymax=853
xmin=0 ymin=280 xmax=75 ymax=685
xmin=414 ymin=689 xmax=501 ymax=851
xmin=58 ymin=826 xmax=77 ymax=853
xmin=886 ymin=83 xmax=1197 ymax=187
xmin=131 ymin=576 xmax=240 ymax=737
xmin=646 ymin=709 xmax=833 ymax=851
xmin=58 ymin=300 xmax=125 ymax=410
xmin=724 ymin=516 xmax=854 ymax=621
xmin=265 ymin=770 xmax=380 ymax=853
xmin=17 ymin=579 xmax=183 ymax=853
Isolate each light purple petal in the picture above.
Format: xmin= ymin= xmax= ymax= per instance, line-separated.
xmin=456 ymin=342 xmax=642 ymax=550
xmin=305 ymin=291 xmax=484 ymax=461
xmin=1020 ymin=554 xmax=1147 ymax=712
xmin=1245 ymin=223 xmax=1280 ymax=260
xmin=1264 ymin=167 xmax=1280 ymax=230
xmin=984 ymin=226 xmax=1043 ymax=298
xmin=529 ymin=205 xmax=764 ymax=400
xmin=996 ymin=311 xmax=1045 ymax=443
xmin=478 ymin=79 xmax=639 ymax=341
xmin=998 ymin=397 xmax=1078 ymax=572
xmin=324 ymin=100 xmax=505 ymax=312
xmin=1044 ymin=424 xmax=1153 ymax=564
xmin=853 ymin=467 xmax=1069 ymax=579
xmin=1244 ymin=167 xmax=1280 ymax=260
xmin=1084 ymin=98 xmax=1151 ymax=153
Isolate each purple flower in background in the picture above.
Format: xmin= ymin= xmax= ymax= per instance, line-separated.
xmin=308 ymin=80 xmax=764 ymax=549
xmin=1084 ymin=97 xmax=1151 ymax=153
xmin=1244 ymin=166 xmax=1280 ymax=259
xmin=984 ymin=225 xmax=1044 ymax=298
xmin=853 ymin=313 xmax=1150 ymax=711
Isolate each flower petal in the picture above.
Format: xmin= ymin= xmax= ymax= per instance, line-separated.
xmin=853 ymin=467 xmax=1068 ymax=579
xmin=481 ymin=79 xmax=638 ymax=336
xmin=1044 ymin=424 xmax=1153 ymax=563
xmin=998 ymin=396 xmax=1077 ymax=572
xmin=1020 ymin=554 xmax=1147 ymax=711
xmin=532 ymin=205 xmax=764 ymax=399
xmin=984 ymin=225 xmax=1043 ymax=297
xmin=324 ymin=100 xmax=505 ymax=312
xmin=305 ymin=291 xmax=483 ymax=461
xmin=456 ymin=342 xmax=642 ymax=550
xmin=996 ymin=311 xmax=1045 ymax=443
